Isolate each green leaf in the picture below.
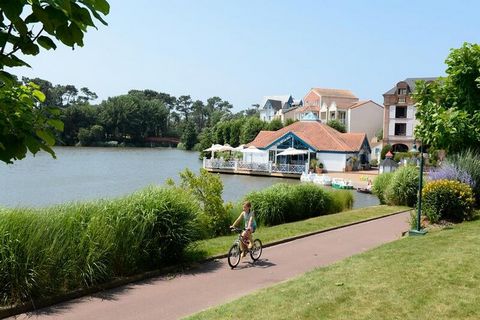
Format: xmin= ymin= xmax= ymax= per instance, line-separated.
xmin=37 ymin=36 xmax=57 ymax=50
xmin=2 ymin=1 xmax=24 ymax=22
xmin=32 ymin=89 xmax=46 ymax=102
xmin=56 ymin=24 xmax=75 ymax=46
xmin=47 ymin=119 xmax=64 ymax=131
xmin=36 ymin=129 xmax=56 ymax=146
xmin=0 ymin=71 xmax=16 ymax=85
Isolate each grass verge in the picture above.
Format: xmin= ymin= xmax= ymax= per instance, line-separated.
xmin=188 ymin=205 xmax=409 ymax=260
xmin=187 ymin=215 xmax=480 ymax=320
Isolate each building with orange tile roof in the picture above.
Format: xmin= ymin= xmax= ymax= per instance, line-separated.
xmin=246 ymin=119 xmax=371 ymax=172
xmin=297 ymin=88 xmax=383 ymax=141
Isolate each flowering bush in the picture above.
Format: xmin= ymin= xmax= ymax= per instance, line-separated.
xmin=422 ymin=179 xmax=475 ymax=223
xmin=428 ymin=163 xmax=475 ymax=188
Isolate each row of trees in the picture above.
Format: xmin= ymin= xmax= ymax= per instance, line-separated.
xmin=18 ymin=77 xmax=261 ymax=148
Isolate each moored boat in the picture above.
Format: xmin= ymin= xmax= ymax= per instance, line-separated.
xmin=313 ymin=174 xmax=332 ymax=186
xmin=331 ymin=178 xmax=354 ymax=189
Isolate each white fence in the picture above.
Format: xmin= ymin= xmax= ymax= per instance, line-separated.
xmin=203 ymin=158 xmax=308 ymax=175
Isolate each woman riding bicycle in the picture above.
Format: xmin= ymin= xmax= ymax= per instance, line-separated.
xmin=230 ymin=201 xmax=256 ymax=257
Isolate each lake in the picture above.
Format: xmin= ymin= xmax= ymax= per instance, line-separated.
xmin=0 ymin=147 xmax=379 ymax=208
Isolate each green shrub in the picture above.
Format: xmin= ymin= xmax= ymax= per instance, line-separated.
xmin=385 ymin=166 xmax=420 ymax=207
xmin=422 ymin=179 xmax=475 ymax=223
xmin=372 ymin=172 xmax=393 ymax=204
xmin=245 ymin=183 xmax=352 ymax=226
xmin=173 ymin=168 xmax=230 ymax=237
xmin=369 ymin=159 xmax=378 ymax=167
xmin=393 ymin=152 xmax=414 ymax=163
xmin=380 ymin=144 xmax=392 ymax=160
xmin=0 ymin=186 xmax=199 ymax=306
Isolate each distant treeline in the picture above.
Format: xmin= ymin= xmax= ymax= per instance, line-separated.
xmin=24 ymin=77 xmax=291 ymax=151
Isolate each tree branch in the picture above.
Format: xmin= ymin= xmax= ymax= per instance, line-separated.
xmin=0 ymin=23 xmax=14 ymax=56
xmin=6 ymin=26 xmax=44 ymax=57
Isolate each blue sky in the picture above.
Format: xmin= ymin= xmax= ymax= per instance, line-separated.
xmin=17 ymin=0 xmax=480 ymax=111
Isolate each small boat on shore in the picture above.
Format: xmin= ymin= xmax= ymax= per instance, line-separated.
xmin=331 ymin=178 xmax=354 ymax=189
xmin=356 ymin=187 xmax=372 ymax=194
xmin=313 ymin=174 xmax=332 ymax=186
xmin=301 ymin=173 xmax=332 ymax=186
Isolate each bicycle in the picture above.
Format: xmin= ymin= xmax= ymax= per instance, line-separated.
xmin=227 ymin=227 xmax=263 ymax=269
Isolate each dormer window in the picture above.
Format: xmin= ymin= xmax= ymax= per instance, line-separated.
xmin=398 ymin=88 xmax=407 ymax=95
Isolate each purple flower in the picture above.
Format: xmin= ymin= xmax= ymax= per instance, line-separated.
xmin=429 ymin=163 xmax=475 ymax=188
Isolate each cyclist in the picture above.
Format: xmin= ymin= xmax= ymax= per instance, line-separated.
xmin=230 ymin=201 xmax=257 ymax=257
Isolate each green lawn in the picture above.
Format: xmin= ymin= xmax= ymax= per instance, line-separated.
xmin=187 ymin=217 xmax=480 ymax=320
xmin=188 ymin=205 xmax=409 ymax=260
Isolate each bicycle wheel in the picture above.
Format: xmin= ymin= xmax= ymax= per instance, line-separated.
xmin=227 ymin=243 xmax=241 ymax=268
xmin=250 ymin=239 xmax=262 ymax=261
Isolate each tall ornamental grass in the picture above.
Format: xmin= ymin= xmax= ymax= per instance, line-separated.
xmin=445 ymin=149 xmax=480 ymax=205
xmin=245 ymin=183 xmax=353 ymax=226
xmin=384 ymin=166 xmax=420 ymax=207
xmin=372 ymin=172 xmax=393 ymax=204
xmin=0 ymin=186 xmax=199 ymax=306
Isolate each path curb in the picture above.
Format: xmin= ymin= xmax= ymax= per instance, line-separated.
xmin=0 ymin=208 xmax=411 ymax=319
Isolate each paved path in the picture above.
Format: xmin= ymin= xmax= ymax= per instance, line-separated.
xmin=12 ymin=212 xmax=410 ymax=320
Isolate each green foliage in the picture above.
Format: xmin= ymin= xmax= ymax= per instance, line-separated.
xmin=369 ymin=159 xmax=378 ymax=167
xmin=446 ymin=149 xmax=480 ymax=205
xmin=240 ymin=117 xmax=266 ymax=144
xmin=245 ymin=183 xmax=353 ymax=226
xmin=380 ymin=144 xmax=392 ymax=160
xmin=372 ymin=172 xmax=393 ymax=204
xmin=375 ymin=128 xmax=383 ymax=141
xmin=328 ymin=190 xmax=354 ymax=213
xmin=326 ymin=120 xmax=346 ymax=133
xmin=0 ymin=83 xmax=63 ymax=163
xmin=77 ymin=125 xmax=104 ymax=146
xmin=385 ymin=166 xmax=420 ymax=207
xmin=266 ymin=119 xmax=283 ymax=131
xmin=393 ymin=152 xmax=415 ymax=163
xmin=181 ymin=121 xmax=197 ymax=150
xmin=309 ymin=159 xmax=318 ymax=170
xmin=413 ymin=43 xmax=480 ymax=153
xmin=284 ymin=118 xmax=297 ymax=126
xmin=173 ymin=169 xmax=230 ymax=237
xmin=0 ymin=1 xmax=109 ymax=163
xmin=422 ymin=179 xmax=475 ymax=223
xmin=0 ymin=186 xmax=199 ymax=306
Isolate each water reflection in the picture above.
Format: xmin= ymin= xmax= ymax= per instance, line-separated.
xmin=0 ymin=147 xmax=378 ymax=208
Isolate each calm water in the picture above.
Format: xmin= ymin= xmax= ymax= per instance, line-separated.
xmin=0 ymin=147 xmax=378 ymax=208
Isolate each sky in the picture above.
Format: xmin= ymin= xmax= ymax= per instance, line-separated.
xmin=15 ymin=0 xmax=480 ymax=112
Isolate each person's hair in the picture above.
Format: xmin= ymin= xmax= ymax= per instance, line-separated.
xmin=243 ymin=201 xmax=251 ymax=208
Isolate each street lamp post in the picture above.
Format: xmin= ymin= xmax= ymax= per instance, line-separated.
xmin=409 ymin=141 xmax=427 ymax=236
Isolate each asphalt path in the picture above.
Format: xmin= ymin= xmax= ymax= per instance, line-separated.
xmin=12 ymin=212 xmax=410 ymax=320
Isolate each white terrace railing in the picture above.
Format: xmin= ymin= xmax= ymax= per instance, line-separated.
xmin=203 ymin=158 xmax=308 ymax=175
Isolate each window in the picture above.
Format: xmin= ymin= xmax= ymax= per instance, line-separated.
xmin=395 ymin=106 xmax=407 ymax=118
xmin=394 ymin=123 xmax=407 ymax=136
xmin=330 ymin=111 xmax=336 ymax=120
xmin=398 ymin=88 xmax=407 ymax=95
xmin=398 ymin=97 xmax=406 ymax=103
xmin=320 ymin=111 xmax=327 ymax=121
xmin=338 ymin=111 xmax=346 ymax=125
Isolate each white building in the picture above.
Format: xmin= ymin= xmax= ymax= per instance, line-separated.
xmin=383 ymin=78 xmax=437 ymax=152
xmin=246 ymin=119 xmax=371 ymax=172
xmin=258 ymin=95 xmax=301 ymax=123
